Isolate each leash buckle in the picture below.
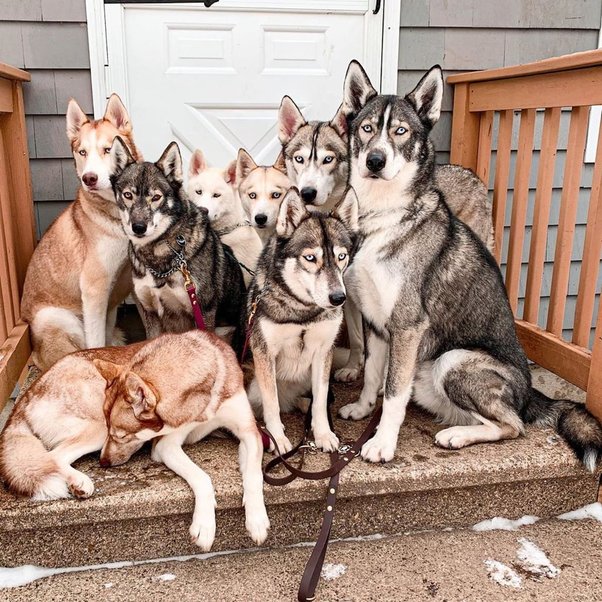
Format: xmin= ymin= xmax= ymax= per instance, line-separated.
xmin=338 ymin=443 xmax=359 ymax=457
xmin=299 ymin=440 xmax=319 ymax=454
xmin=180 ymin=262 xmax=194 ymax=288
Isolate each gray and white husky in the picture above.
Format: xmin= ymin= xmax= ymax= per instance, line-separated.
xmin=246 ymin=187 xmax=358 ymax=454
xmin=337 ymin=60 xmax=601 ymax=470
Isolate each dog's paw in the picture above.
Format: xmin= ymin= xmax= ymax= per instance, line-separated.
xmin=68 ymin=472 xmax=94 ymax=499
xmin=314 ymin=429 xmax=340 ymax=452
xmin=269 ymin=433 xmax=293 ymax=455
xmin=361 ymin=435 xmax=396 ymax=463
xmin=334 ymin=365 xmax=361 ymax=383
xmin=339 ymin=401 xmax=372 ymax=421
xmin=189 ymin=516 xmax=216 ymax=551
xmin=245 ymin=507 xmax=270 ymax=545
xmin=435 ymin=427 xmax=472 ymax=450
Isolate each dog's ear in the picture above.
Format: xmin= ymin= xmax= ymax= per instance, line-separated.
xmin=109 ymin=136 xmax=135 ymax=178
xmin=224 ymin=159 xmax=237 ymax=185
xmin=278 ymin=96 xmax=306 ymax=145
xmin=236 ymin=148 xmax=257 ymax=182
xmin=332 ymin=187 xmax=359 ymax=232
xmin=156 ymin=141 xmax=183 ymax=185
xmin=273 ymin=150 xmax=287 ymax=174
xmin=406 ymin=65 xmax=444 ymax=130
xmin=189 ymin=149 xmax=207 ymax=178
xmin=276 ymin=187 xmax=308 ymax=237
xmin=342 ymin=60 xmax=377 ymax=119
xmin=93 ymin=359 xmax=122 ymax=387
xmin=66 ymin=98 xmax=89 ymax=143
xmin=330 ymin=103 xmax=348 ymax=141
xmin=124 ymin=371 xmax=159 ymax=423
xmin=103 ymin=94 xmax=132 ymax=134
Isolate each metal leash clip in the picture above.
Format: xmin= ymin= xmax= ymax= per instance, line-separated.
xmin=299 ymin=440 xmax=319 ymax=454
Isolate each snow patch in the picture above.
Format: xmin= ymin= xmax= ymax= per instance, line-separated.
xmin=104 ymin=583 xmax=113 ymax=589
xmin=473 ymin=515 xmax=539 ymax=532
xmin=321 ymin=563 xmax=346 ymax=581
xmin=558 ymin=502 xmax=602 ymax=523
xmin=484 ymin=560 xmax=522 ymax=589
xmin=157 ymin=573 xmax=176 ymax=582
xmin=515 ymin=538 xmax=560 ymax=579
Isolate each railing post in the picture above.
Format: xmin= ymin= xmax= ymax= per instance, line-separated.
xmin=449 ymin=82 xmax=480 ymax=172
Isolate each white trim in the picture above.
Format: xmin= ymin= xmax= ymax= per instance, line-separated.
xmin=585 ymin=18 xmax=602 ymax=163
xmin=381 ymin=0 xmax=401 ymax=94
xmin=85 ymin=0 xmax=109 ymax=118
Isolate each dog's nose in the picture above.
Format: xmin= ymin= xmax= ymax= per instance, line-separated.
xmin=255 ymin=213 xmax=268 ymax=226
xmin=329 ymin=291 xmax=346 ymax=307
xmin=132 ymin=222 xmax=147 ymax=236
xmin=366 ymin=151 xmax=386 ymax=173
xmin=82 ymin=172 xmax=98 ymax=188
xmin=99 ymin=457 xmax=111 ymax=468
xmin=300 ymin=187 xmax=317 ymax=203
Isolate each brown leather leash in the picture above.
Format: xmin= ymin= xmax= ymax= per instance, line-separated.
xmin=261 ymin=402 xmax=382 ymax=602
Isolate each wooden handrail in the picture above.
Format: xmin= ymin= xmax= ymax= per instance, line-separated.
xmin=0 ymin=62 xmax=30 ymax=83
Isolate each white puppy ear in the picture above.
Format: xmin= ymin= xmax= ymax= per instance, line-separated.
xmin=330 ymin=103 xmax=348 ymax=141
xmin=276 ymin=187 xmax=308 ymax=237
xmin=66 ymin=98 xmax=89 ymax=143
xmin=333 ymin=187 xmax=359 ymax=232
xmin=109 ymin=136 xmax=135 ymax=177
xmin=342 ymin=60 xmax=377 ymax=119
xmin=224 ymin=159 xmax=237 ymax=184
xmin=406 ymin=65 xmax=444 ymax=129
xmin=156 ymin=141 xmax=183 ymax=185
xmin=236 ymin=148 xmax=257 ymax=182
xmin=278 ymin=96 xmax=306 ymax=145
xmin=273 ymin=150 xmax=287 ymax=174
xmin=189 ymin=149 xmax=207 ymax=177
xmin=103 ymin=93 xmax=132 ymax=133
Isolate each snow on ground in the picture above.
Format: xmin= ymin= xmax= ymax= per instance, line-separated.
xmin=321 ymin=563 xmax=347 ymax=581
xmin=473 ymin=515 xmax=539 ymax=532
xmin=484 ymin=560 xmax=522 ymax=589
xmin=515 ymin=538 xmax=560 ymax=579
xmin=558 ymin=502 xmax=602 ymax=523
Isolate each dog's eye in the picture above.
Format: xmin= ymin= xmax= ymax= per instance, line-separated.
xmin=337 ymin=252 xmax=347 ymax=261
xmin=195 ymin=189 xmax=202 ymax=196
xmin=303 ymin=254 xmax=316 ymax=263
xmin=78 ymin=149 xmax=87 ymax=157
xmin=272 ymin=192 xmax=281 ymax=199
xmin=152 ymin=194 xmax=161 ymax=202
xmin=395 ymin=126 xmax=407 ymax=135
xmin=362 ymin=124 xmax=373 ymax=133
xmin=212 ymin=192 xmax=221 ymax=198
xmin=323 ymin=156 xmax=334 ymax=164
xmin=104 ymin=147 xmax=112 ymax=154
xmin=123 ymin=191 xmax=133 ymax=200
xmin=249 ymin=192 xmax=257 ymax=199
xmin=294 ymin=156 xmax=304 ymax=164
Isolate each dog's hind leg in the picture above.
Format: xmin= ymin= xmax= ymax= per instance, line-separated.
xmin=153 ymin=431 xmax=217 ymax=551
xmin=334 ymin=300 xmax=364 ymax=382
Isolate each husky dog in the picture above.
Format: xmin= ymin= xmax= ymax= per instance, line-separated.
xmin=246 ymin=187 xmax=358 ymax=453
xmin=95 ymin=330 xmax=270 ymax=550
xmin=236 ymin=149 xmax=291 ymax=243
xmin=110 ymin=139 xmax=245 ymax=341
xmin=0 ymin=342 xmax=144 ymax=501
xmin=187 ymin=149 xmax=262 ymax=287
xmin=337 ymin=60 xmax=602 ymax=470
xmin=21 ymin=95 xmax=141 ymax=371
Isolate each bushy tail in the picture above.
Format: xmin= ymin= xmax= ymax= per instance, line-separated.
xmin=0 ymin=408 xmax=68 ymax=500
xmin=523 ymin=388 xmax=602 ymax=472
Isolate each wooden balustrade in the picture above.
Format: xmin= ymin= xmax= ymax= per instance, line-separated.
xmin=449 ymin=49 xmax=602 ymax=420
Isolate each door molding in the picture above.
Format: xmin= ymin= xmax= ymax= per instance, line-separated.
xmin=86 ymin=0 xmax=399 ymax=116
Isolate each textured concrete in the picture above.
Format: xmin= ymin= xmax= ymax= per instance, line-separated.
xmin=2 ymin=517 xmax=601 ymax=601
xmin=0 ymin=369 xmax=598 ymax=568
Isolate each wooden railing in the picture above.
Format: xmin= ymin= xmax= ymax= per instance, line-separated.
xmin=0 ymin=63 xmax=36 ymax=409
xmin=449 ymin=49 xmax=602 ymax=421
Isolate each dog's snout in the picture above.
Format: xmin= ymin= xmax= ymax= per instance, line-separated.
xmin=366 ymin=151 xmax=386 ymax=173
xmin=255 ymin=213 xmax=268 ymax=227
xmin=82 ymin=172 xmax=98 ymax=188
xmin=99 ymin=456 xmax=111 ymax=468
xmin=132 ymin=222 xmax=147 ymax=236
xmin=329 ymin=291 xmax=346 ymax=307
xmin=300 ymin=187 xmax=318 ymax=204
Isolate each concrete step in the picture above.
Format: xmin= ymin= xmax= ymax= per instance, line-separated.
xmin=0 ymin=368 xmax=599 ymax=568
xmin=2 ymin=511 xmax=602 ymax=601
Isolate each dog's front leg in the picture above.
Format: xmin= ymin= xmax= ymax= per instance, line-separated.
xmin=253 ymin=349 xmax=292 ymax=453
xmin=311 ymin=347 xmax=339 ymax=451
xmin=334 ymin=299 xmax=364 ymax=382
xmin=80 ymin=269 xmax=110 ymax=348
xmin=153 ymin=432 xmax=216 ymax=551
xmin=361 ymin=327 xmax=424 ymax=463
xmin=143 ymin=310 xmax=164 ymax=339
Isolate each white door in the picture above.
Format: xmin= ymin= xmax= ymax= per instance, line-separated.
xmin=103 ymin=0 xmax=385 ymax=166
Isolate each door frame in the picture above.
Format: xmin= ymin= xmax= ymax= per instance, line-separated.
xmin=85 ymin=0 xmax=400 ymax=118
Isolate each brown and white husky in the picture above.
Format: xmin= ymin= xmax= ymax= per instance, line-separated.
xmin=21 ymin=94 xmax=141 ymax=372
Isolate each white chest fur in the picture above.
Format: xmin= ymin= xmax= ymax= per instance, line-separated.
xmin=135 ymin=271 xmax=190 ymax=318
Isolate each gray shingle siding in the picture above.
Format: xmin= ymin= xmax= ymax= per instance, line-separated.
xmin=397 ymin=0 xmax=602 ymax=346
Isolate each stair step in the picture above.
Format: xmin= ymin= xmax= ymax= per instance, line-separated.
xmin=1 ymin=365 xmax=599 ymax=569
xmin=3 ymin=513 xmax=602 ymax=600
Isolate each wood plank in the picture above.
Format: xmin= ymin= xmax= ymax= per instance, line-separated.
xmin=449 ymin=82 xmax=480 ymax=171
xmin=585 ymin=304 xmax=602 ymax=421
xmin=0 ymin=63 xmax=30 ymax=82
xmin=491 ymin=109 xmax=513 ymax=263
xmin=0 ymin=322 xmax=30 ymax=410
xmin=572 ymin=116 xmax=602 ymax=348
xmin=505 ymin=109 xmax=536 ymax=312
xmin=515 ymin=320 xmax=591 ymax=392
xmin=468 ymin=67 xmax=602 ymax=112
xmin=547 ymin=106 xmax=589 ymax=336
xmin=0 ymin=79 xmax=13 ymax=113
xmin=448 ymin=48 xmax=602 ymax=84
xmin=475 ymin=110 xmax=493 ymax=186
xmin=0 ymin=166 xmax=16 ymax=336
xmin=524 ymin=107 xmax=561 ymax=324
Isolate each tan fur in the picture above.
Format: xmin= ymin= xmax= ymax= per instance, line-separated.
xmin=21 ymin=94 xmax=141 ymax=372
xmin=0 ymin=343 xmax=144 ymax=500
